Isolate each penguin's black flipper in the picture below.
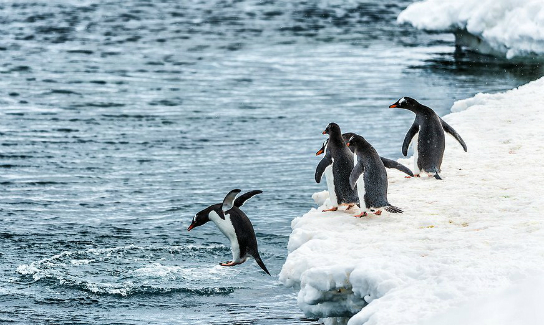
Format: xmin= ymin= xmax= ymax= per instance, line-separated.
xmin=349 ymin=163 xmax=364 ymax=190
xmin=402 ymin=122 xmax=419 ymax=156
xmin=380 ymin=157 xmax=414 ymax=177
xmin=253 ymin=254 xmax=271 ymax=276
xmin=234 ymin=190 xmax=262 ymax=208
xmin=315 ymin=154 xmax=332 ymax=183
xmin=434 ymin=173 xmax=442 ymax=180
xmin=440 ymin=118 xmax=467 ymax=152
xmin=222 ymin=189 xmax=241 ymax=212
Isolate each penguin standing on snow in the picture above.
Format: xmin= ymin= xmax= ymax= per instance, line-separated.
xmin=316 ymin=123 xmax=359 ymax=212
xmin=342 ymin=132 xmax=412 ymax=212
xmin=315 ymin=139 xmax=338 ymax=208
xmin=187 ymin=189 xmax=270 ymax=275
xmin=389 ymin=97 xmax=467 ymax=179
xmin=346 ymin=134 xmax=403 ymax=217
xmin=316 ymin=133 xmax=413 ymax=211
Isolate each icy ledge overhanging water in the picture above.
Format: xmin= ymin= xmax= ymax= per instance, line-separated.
xmin=397 ymin=0 xmax=544 ymax=60
xmin=279 ymin=77 xmax=544 ymax=325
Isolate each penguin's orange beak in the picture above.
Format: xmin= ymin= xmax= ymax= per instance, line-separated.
xmin=389 ymin=104 xmax=397 ymax=108
xmin=346 ymin=142 xmax=350 ymax=147
xmin=187 ymin=223 xmax=196 ymax=231
xmin=316 ymin=148 xmax=324 ymax=156
xmin=322 ymin=131 xmax=327 ymax=135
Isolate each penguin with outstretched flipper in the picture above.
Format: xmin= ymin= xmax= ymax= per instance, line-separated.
xmin=390 ymin=97 xmax=467 ymax=179
xmin=187 ymin=189 xmax=270 ymax=275
xmin=315 ymin=139 xmax=338 ymax=208
xmin=316 ymin=133 xmax=413 ymax=210
xmin=346 ymin=134 xmax=403 ymax=217
xmin=317 ymin=123 xmax=359 ymax=212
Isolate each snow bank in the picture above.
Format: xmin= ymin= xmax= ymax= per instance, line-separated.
xmin=397 ymin=0 xmax=544 ymax=59
xmin=420 ymin=276 xmax=544 ymax=325
xmin=280 ymin=77 xmax=544 ymax=325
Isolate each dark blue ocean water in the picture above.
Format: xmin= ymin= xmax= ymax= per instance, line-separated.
xmin=1 ymin=0 xmax=542 ymax=324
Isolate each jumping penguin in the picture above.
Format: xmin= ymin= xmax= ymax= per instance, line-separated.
xmin=389 ymin=97 xmax=467 ymax=179
xmin=346 ymin=134 xmax=403 ymax=217
xmin=187 ymin=189 xmax=270 ymax=275
xmin=316 ymin=123 xmax=359 ymax=212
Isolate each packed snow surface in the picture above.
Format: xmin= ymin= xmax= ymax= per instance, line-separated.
xmin=280 ymin=77 xmax=544 ymax=325
xmin=397 ymin=0 xmax=544 ymax=59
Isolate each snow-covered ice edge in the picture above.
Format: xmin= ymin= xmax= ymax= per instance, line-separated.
xmin=279 ymin=77 xmax=544 ymax=325
xmin=397 ymin=0 xmax=544 ymax=60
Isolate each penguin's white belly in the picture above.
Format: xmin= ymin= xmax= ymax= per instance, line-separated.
xmin=324 ymin=165 xmax=338 ymax=207
xmin=353 ymin=154 xmax=365 ymax=209
xmin=209 ymin=211 xmax=241 ymax=262
xmin=411 ymin=132 xmax=420 ymax=174
xmin=356 ymin=176 xmax=366 ymax=209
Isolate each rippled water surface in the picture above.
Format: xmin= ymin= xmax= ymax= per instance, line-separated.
xmin=1 ymin=0 xmax=542 ymax=324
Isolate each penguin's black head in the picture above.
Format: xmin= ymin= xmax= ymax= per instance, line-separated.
xmin=345 ymin=134 xmax=365 ymax=149
xmin=187 ymin=204 xmax=220 ymax=231
xmin=188 ymin=189 xmax=250 ymax=232
xmin=389 ymin=97 xmax=418 ymax=110
xmin=341 ymin=132 xmax=355 ymax=144
xmin=316 ymin=139 xmax=328 ymax=156
xmin=342 ymin=132 xmax=357 ymax=152
xmin=322 ymin=123 xmax=341 ymax=135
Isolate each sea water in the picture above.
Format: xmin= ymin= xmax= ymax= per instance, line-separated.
xmin=1 ymin=0 xmax=542 ymax=324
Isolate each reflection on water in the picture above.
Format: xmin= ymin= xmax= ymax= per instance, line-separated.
xmin=0 ymin=0 xmax=542 ymax=324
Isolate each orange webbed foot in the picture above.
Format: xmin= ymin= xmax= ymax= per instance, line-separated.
xmin=220 ymin=261 xmax=237 ymax=266
xmin=354 ymin=212 xmax=368 ymax=218
xmin=322 ymin=207 xmax=338 ymax=212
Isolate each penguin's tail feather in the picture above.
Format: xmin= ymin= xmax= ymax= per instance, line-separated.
xmin=253 ymin=254 xmax=271 ymax=276
xmin=431 ymin=167 xmax=442 ymax=180
xmin=385 ymin=205 xmax=403 ymax=213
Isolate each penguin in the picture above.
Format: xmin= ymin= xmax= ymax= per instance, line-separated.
xmin=389 ymin=97 xmax=467 ymax=179
xmin=315 ymin=139 xmax=338 ymax=208
xmin=346 ymin=134 xmax=403 ymax=217
xmin=187 ymin=189 xmax=270 ymax=275
xmin=316 ymin=123 xmax=359 ymax=212
xmin=342 ymin=132 xmax=412 ymax=213
xmin=316 ymin=134 xmax=413 ymax=211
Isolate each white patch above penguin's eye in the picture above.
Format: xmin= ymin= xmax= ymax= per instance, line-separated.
xmin=399 ymin=97 xmax=406 ymax=105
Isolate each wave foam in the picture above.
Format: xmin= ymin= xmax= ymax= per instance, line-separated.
xmin=16 ymin=244 xmax=238 ymax=297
